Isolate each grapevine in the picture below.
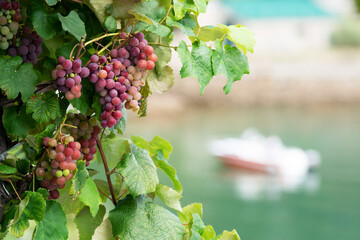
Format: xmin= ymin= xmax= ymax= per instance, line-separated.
xmin=0 ymin=0 xmax=254 ymax=239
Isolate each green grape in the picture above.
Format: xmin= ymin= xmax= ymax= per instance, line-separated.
xmin=1 ymin=26 xmax=9 ymax=35
xmin=10 ymin=10 xmax=15 ymax=15
xmin=5 ymin=10 xmax=10 ymax=15
xmin=0 ymin=16 xmax=7 ymax=25
xmin=9 ymin=22 xmax=19 ymax=32
xmin=6 ymin=15 xmax=11 ymax=20
xmin=63 ymin=169 xmax=70 ymax=177
xmin=56 ymin=170 xmax=63 ymax=178
xmin=0 ymin=41 xmax=9 ymax=50
xmin=6 ymin=33 xmax=13 ymax=40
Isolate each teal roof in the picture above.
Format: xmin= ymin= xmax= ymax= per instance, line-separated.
xmin=221 ymin=0 xmax=331 ymax=18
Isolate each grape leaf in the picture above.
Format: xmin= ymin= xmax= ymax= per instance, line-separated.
xmin=84 ymin=0 xmax=112 ymax=24
xmin=95 ymin=136 xmax=130 ymax=170
xmin=198 ymin=25 xmax=227 ymax=42
xmin=0 ymin=164 xmax=16 ymax=174
xmin=10 ymin=192 xmax=46 ymax=237
xmin=57 ymin=11 xmax=87 ymax=41
xmin=58 ymin=183 xmax=85 ymax=215
xmin=1 ymin=205 xmax=17 ymax=233
xmin=173 ymin=0 xmax=197 ymax=20
xmin=109 ymin=195 xmax=184 ymax=239
xmin=177 ymin=41 xmax=213 ymax=94
xmin=3 ymin=106 xmax=36 ymax=138
xmin=78 ymin=178 xmax=102 ymax=217
xmin=155 ymin=151 xmax=183 ymax=193
xmin=34 ymin=201 xmax=68 ymax=240
xmin=194 ymin=0 xmax=209 ymax=13
xmin=74 ymin=206 xmax=106 ymax=240
xmin=202 ymin=225 xmax=217 ymax=239
xmin=156 ymin=184 xmax=182 ymax=212
xmin=104 ymin=16 xmax=117 ymax=32
xmin=28 ymin=0 xmax=60 ymax=39
xmin=212 ymin=41 xmax=250 ymax=94
xmin=134 ymin=21 xmax=171 ymax=37
xmin=116 ymin=144 xmax=158 ymax=197
xmin=147 ymin=65 xmax=175 ymax=94
xmin=179 ymin=203 xmax=203 ymax=224
xmin=26 ymin=93 xmax=61 ymax=123
xmin=131 ymin=135 xmax=173 ymax=159
xmin=72 ymin=160 xmax=89 ymax=200
xmin=105 ymin=0 xmax=138 ymax=19
xmin=166 ymin=13 xmax=197 ymax=37
xmin=66 ymin=214 xmax=80 ymax=240
xmin=214 ymin=230 xmax=241 ymax=240
xmin=46 ymin=0 xmax=60 ymax=6
xmin=225 ymin=24 xmax=255 ymax=54
xmin=16 ymin=159 xmax=30 ymax=175
xmin=0 ymin=56 xmax=37 ymax=102
xmin=92 ymin=218 xmax=113 ymax=240
xmin=34 ymin=124 xmax=55 ymax=153
xmin=128 ymin=0 xmax=163 ymax=27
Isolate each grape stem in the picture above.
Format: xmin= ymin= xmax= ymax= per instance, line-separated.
xmin=97 ymin=187 xmax=112 ymax=201
xmin=160 ymin=5 xmax=172 ymax=24
xmin=6 ymin=178 xmax=21 ymax=201
xmin=97 ymin=41 xmax=113 ymax=55
xmin=97 ymin=139 xmax=118 ymax=206
xmin=147 ymin=42 xmax=178 ymax=49
xmin=84 ymin=33 xmax=119 ymax=47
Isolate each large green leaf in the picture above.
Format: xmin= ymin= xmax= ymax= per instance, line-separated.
xmin=58 ymin=183 xmax=85 ymax=215
xmin=166 ymin=14 xmax=197 ymax=37
xmin=0 ymin=56 xmax=37 ymax=102
xmin=156 ymin=184 xmax=182 ymax=212
xmin=10 ymin=192 xmax=46 ymax=237
xmin=95 ymin=136 xmax=130 ymax=170
xmin=3 ymin=106 xmax=36 ymax=138
xmin=109 ymin=195 xmax=184 ymax=239
xmin=28 ymin=0 xmax=59 ymax=40
xmin=0 ymin=164 xmax=16 ymax=174
xmin=92 ymin=218 xmax=113 ymax=240
xmin=74 ymin=205 xmax=106 ymax=240
xmin=84 ymin=0 xmax=112 ymax=24
xmin=155 ymin=151 xmax=183 ymax=193
xmin=16 ymin=159 xmax=30 ymax=175
xmin=129 ymin=0 xmax=164 ymax=27
xmin=78 ymin=178 xmax=102 ymax=217
xmin=116 ymin=144 xmax=158 ymax=197
xmin=66 ymin=214 xmax=80 ymax=240
xmin=177 ymin=41 xmax=213 ymax=94
xmin=179 ymin=203 xmax=203 ymax=224
xmin=45 ymin=0 xmax=60 ymax=6
xmin=72 ymin=160 xmax=89 ymax=200
xmin=212 ymin=41 xmax=250 ymax=94
xmin=198 ymin=25 xmax=227 ymax=42
xmin=57 ymin=11 xmax=87 ymax=41
xmin=105 ymin=0 xmax=138 ymax=19
xmin=194 ymin=0 xmax=209 ymax=13
xmin=34 ymin=201 xmax=68 ymax=240
xmin=26 ymin=93 xmax=61 ymax=123
xmin=131 ymin=135 xmax=173 ymax=159
xmin=147 ymin=65 xmax=175 ymax=94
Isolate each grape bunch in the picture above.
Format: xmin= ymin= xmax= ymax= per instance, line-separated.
xmin=8 ymin=27 xmax=43 ymax=65
xmin=52 ymin=57 xmax=90 ymax=100
xmin=36 ymin=136 xmax=81 ymax=200
xmin=88 ymin=31 xmax=157 ymax=127
xmin=64 ymin=113 xmax=101 ymax=167
xmin=88 ymin=54 xmax=126 ymax=128
xmin=0 ymin=0 xmax=21 ymax=50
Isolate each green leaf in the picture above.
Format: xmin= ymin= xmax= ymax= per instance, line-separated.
xmin=173 ymin=0 xmax=197 ymax=20
xmin=92 ymin=217 xmax=113 ymax=240
xmin=3 ymin=106 xmax=36 ymax=138
xmin=225 ymin=25 xmax=255 ymax=54
xmin=0 ymin=164 xmax=16 ymax=174
xmin=129 ymin=0 xmax=164 ymax=27
xmin=72 ymin=160 xmax=89 ymax=200
xmin=0 ymin=56 xmax=37 ymax=102
xmin=84 ymin=0 xmax=113 ymax=24
xmin=202 ymin=225 xmax=216 ymax=239
xmin=78 ymin=178 xmax=102 ymax=217
xmin=214 ymin=230 xmax=241 ymax=240
xmin=10 ymin=192 xmax=46 ymax=237
xmin=156 ymin=184 xmax=182 ymax=212
xmin=95 ymin=136 xmax=130 ymax=170
xmin=198 ymin=25 xmax=227 ymax=42
xmin=155 ymin=151 xmax=183 ymax=193
xmin=166 ymin=14 xmax=197 ymax=37
xmin=34 ymin=124 xmax=55 ymax=153
xmin=28 ymin=0 xmax=59 ymax=40
xmin=212 ymin=41 xmax=249 ymax=94
xmin=34 ymin=201 xmax=68 ymax=240
xmin=69 ymin=79 xmax=94 ymax=114
xmin=58 ymin=183 xmax=85 ymax=215
xmin=134 ymin=21 xmax=171 ymax=37
xmin=104 ymin=16 xmax=117 ymax=32
xmin=179 ymin=203 xmax=203 ymax=225
xmin=74 ymin=205 xmax=106 ymax=240
xmin=131 ymin=135 xmax=173 ymax=159
xmin=117 ymin=105 xmax=127 ymax=134
xmin=194 ymin=0 xmax=208 ymax=13
xmin=46 ymin=0 xmax=60 ymax=6
xmin=109 ymin=195 xmax=184 ymax=239
xmin=148 ymin=65 xmax=175 ymax=94
xmin=26 ymin=93 xmax=61 ymax=123
xmin=16 ymin=159 xmax=30 ymax=175
xmin=116 ymin=144 xmax=158 ymax=197
xmin=1 ymin=205 xmax=17 ymax=233
xmin=57 ymin=11 xmax=86 ymax=41
xmin=66 ymin=214 xmax=80 ymax=240
xmin=177 ymin=41 xmax=213 ymax=94
xmin=104 ymin=0 xmax=138 ymax=19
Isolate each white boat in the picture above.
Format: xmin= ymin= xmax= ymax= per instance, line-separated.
xmin=208 ymin=128 xmax=321 ymax=178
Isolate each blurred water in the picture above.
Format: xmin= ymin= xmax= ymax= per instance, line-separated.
xmin=126 ymin=106 xmax=360 ymax=240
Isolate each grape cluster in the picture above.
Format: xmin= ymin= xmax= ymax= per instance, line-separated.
xmin=52 ymin=57 xmax=90 ymax=100
xmin=88 ymin=31 xmax=157 ymax=127
xmin=36 ymin=136 xmax=81 ymax=200
xmin=64 ymin=113 xmax=101 ymax=167
xmin=8 ymin=27 xmax=43 ymax=65
xmin=0 ymin=0 xmax=21 ymax=50
xmin=88 ymin=54 xmax=126 ymax=128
